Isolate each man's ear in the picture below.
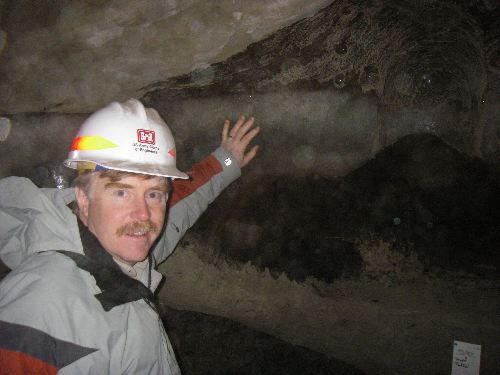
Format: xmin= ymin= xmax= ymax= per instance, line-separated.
xmin=75 ymin=186 xmax=90 ymax=225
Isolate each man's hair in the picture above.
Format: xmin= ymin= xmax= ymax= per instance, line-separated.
xmin=72 ymin=170 xmax=169 ymax=214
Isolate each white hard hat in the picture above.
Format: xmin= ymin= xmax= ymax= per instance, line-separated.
xmin=64 ymin=99 xmax=188 ymax=179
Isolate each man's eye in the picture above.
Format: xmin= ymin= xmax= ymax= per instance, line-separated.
xmin=148 ymin=191 xmax=166 ymax=201
xmin=114 ymin=190 xmax=127 ymax=197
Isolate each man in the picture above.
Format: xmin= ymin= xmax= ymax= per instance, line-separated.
xmin=0 ymin=99 xmax=259 ymax=374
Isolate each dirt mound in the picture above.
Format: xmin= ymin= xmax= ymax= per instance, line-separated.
xmin=335 ymin=133 xmax=499 ymax=274
xmin=192 ymin=133 xmax=499 ymax=282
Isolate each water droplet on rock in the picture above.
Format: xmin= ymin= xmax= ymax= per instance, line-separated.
xmin=335 ymin=42 xmax=348 ymax=55
xmin=334 ymin=74 xmax=346 ymax=88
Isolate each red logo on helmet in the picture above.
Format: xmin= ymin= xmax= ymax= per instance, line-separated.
xmin=137 ymin=129 xmax=155 ymax=144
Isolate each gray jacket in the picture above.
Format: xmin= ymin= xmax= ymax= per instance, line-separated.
xmin=0 ymin=147 xmax=240 ymax=374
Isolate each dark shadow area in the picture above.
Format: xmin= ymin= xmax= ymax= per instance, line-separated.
xmin=192 ymin=133 xmax=500 ymax=282
xmin=0 ymin=259 xmax=10 ymax=282
xmin=333 ymin=133 xmax=500 ymax=274
xmin=162 ymin=306 xmax=367 ymax=375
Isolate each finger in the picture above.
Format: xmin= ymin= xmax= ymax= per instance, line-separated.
xmin=236 ymin=117 xmax=255 ymax=139
xmin=222 ymin=119 xmax=230 ymax=141
xmin=240 ymin=126 xmax=260 ymax=148
xmin=229 ymin=115 xmax=245 ymax=137
xmin=241 ymin=145 xmax=259 ymax=168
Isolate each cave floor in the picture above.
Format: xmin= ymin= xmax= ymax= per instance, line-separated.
xmin=158 ymin=244 xmax=500 ymax=375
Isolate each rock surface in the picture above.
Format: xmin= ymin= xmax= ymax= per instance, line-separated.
xmin=0 ymin=0 xmax=331 ymax=113
xmin=1 ymin=1 xmax=498 ymax=159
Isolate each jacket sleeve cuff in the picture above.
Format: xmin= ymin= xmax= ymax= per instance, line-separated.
xmin=211 ymin=146 xmax=241 ymax=188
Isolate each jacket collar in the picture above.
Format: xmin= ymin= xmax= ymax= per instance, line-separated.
xmin=57 ymin=220 xmax=157 ymax=312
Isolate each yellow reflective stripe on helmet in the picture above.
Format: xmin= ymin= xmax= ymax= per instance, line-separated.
xmin=76 ymin=162 xmax=97 ymax=173
xmin=70 ymin=136 xmax=118 ymax=151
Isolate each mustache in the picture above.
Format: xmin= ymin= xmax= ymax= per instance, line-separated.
xmin=116 ymin=220 xmax=159 ymax=236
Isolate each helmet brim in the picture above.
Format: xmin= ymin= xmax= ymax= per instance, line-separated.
xmin=64 ymin=158 xmax=189 ymax=179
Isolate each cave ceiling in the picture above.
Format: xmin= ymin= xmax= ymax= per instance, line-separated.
xmin=0 ymin=0 xmax=499 ymax=164
xmin=0 ymin=0 xmax=333 ymax=113
xmin=1 ymin=0 xmax=498 ymax=113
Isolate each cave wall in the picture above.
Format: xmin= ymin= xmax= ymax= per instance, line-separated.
xmin=0 ymin=89 xmax=379 ymax=181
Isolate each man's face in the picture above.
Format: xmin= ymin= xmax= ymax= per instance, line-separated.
xmin=75 ymin=173 xmax=169 ymax=265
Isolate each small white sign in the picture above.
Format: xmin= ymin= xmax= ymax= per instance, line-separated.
xmin=451 ymin=340 xmax=481 ymax=375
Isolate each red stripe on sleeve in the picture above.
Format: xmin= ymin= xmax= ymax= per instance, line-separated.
xmin=169 ymin=154 xmax=223 ymax=207
xmin=0 ymin=348 xmax=58 ymax=375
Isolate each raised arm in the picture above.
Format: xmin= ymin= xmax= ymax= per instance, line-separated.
xmin=152 ymin=116 xmax=260 ymax=265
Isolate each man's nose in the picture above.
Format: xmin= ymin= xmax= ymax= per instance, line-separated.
xmin=131 ymin=197 xmax=151 ymax=221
